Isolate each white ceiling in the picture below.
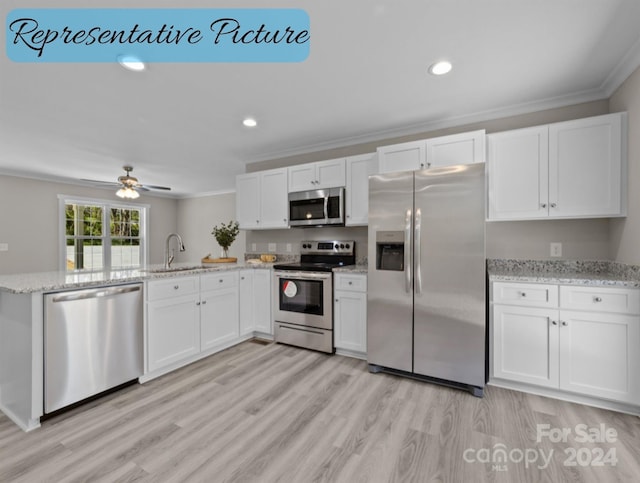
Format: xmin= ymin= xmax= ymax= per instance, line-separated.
xmin=2 ymin=0 xmax=640 ymax=197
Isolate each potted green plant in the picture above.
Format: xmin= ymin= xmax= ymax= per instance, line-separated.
xmin=211 ymin=220 xmax=239 ymax=259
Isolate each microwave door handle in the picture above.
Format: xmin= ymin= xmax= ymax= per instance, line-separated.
xmin=324 ymin=194 xmax=329 ymax=221
xmin=405 ymin=208 xmax=412 ymax=294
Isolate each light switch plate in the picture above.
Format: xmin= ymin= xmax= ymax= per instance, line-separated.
xmin=550 ymin=242 xmax=562 ymax=257
xmin=268 ymin=243 xmax=277 ymax=252
xmin=0 ymin=243 xmax=8 ymax=252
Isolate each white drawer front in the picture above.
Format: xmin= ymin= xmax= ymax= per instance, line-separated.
xmin=560 ymin=286 xmax=640 ymax=314
xmin=335 ymin=274 xmax=367 ymax=292
xmin=147 ymin=276 xmax=199 ymax=301
xmin=201 ymin=271 xmax=239 ymax=292
xmin=492 ymin=282 xmax=558 ymax=308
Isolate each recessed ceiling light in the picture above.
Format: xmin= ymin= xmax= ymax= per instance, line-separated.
xmin=243 ymin=118 xmax=257 ymax=127
xmin=428 ymin=61 xmax=452 ymax=76
xmin=117 ymin=55 xmax=146 ymax=72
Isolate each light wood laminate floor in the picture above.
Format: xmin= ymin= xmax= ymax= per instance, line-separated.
xmin=1 ymin=340 xmax=639 ymax=482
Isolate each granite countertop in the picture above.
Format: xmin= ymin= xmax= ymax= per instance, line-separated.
xmin=488 ymin=259 xmax=640 ymax=288
xmin=0 ymin=262 xmax=275 ymax=294
xmin=333 ymin=264 xmax=368 ymax=274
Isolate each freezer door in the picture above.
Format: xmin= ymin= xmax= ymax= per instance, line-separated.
xmin=413 ymin=163 xmax=486 ymax=387
xmin=367 ymin=170 xmax=414 ymax=372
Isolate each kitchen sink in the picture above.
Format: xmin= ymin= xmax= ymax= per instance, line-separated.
xmin=142 ymin=265 xmax=203 ymax=273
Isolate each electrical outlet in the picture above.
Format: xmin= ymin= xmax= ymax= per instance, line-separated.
xmin=550 ymin=242 xmax=562 ymax=258
xmin=251 ymin=243 xmax=257 ymax=252
xmin=0 ymin=243 xmax=8 ymax=252
xmin=286 ymin=243 xmax=292 ymax=252
xmin=268 ymin=243 xmax=277 ymax=252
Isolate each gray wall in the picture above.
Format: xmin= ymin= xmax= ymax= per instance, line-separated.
xmin=610 ymin=66 xmax=640 ymax=265
xmin=175 ymin=192 xmax=246 ymax=263
xmin=0 ymin=175 xmax=178 ymax=275
xmin=245 ymin=100 xmax=613 ymax=261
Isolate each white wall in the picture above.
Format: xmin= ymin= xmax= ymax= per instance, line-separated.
xmin=175 ymin=192 xmax=245 ymax=263
xmin=0 ymin=174 xmax=178 ymax=275
xmin=609 ymin=66 xmax=640 ymax=265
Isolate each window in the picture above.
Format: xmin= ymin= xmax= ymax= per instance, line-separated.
xmin=60 ymin=196 xmax=148 ymax=272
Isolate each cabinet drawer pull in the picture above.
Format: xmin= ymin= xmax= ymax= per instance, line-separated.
xmin=348 ymin=281 xmax=353 ymax=285
xmin=593 ymin=296 xmax=603 ymax=303
xmin=219 ymin=279 xmax=223 ymax=283
xmin=174 ymin=285 xmax=179 ymax=290
xmin=519 ymin=291 xmax=527 ymax=297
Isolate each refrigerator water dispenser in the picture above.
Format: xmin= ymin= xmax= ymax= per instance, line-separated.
xmin=376 ymin=231 xmax=404 ymax=271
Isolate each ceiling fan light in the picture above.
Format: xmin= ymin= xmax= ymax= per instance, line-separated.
xmin=116 ymin=187 xmax=140 ymax=199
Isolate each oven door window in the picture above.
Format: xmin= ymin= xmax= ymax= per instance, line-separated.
xmin=279 ymin=278 xmax=323 ymax=315
xmin=290 ymin=198 xmax=325 ymax=222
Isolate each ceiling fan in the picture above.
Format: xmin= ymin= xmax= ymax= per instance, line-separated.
xmin=82 ymin=166 xmax=171 ymax=199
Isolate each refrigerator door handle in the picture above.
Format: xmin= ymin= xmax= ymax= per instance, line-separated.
xmin=405 ymin=208 xmax=412 ymax=293
xmin=415 ymin=208 xmax=422 ymax=295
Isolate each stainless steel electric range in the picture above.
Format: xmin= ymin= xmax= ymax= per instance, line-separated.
xmin=273 ymin=240 xmax=355 ymax=353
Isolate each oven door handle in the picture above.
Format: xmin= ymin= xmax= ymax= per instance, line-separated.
xmin=274 ymin=271 xmax=333 ymax=280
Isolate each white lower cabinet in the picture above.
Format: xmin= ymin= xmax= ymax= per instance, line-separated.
xmin=200 ymin=272 xmax=240 ymax=351
xmin=146 ymin=272 xmax=240 ymax=374
xmin=334 ymin=273 xmax=367 ymax=356
xmin=491 ymin=281 xmax=640 ymax=407
xmin=147 ymin=292 xmax=201 ymax=373
xmin=239 ymin=268 xmax=272 ymax=336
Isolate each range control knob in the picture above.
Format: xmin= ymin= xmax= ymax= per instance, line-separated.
xmin=340 ymin=244 xmax=345 ymax=249
xmin=345 ymin=244 xmax=350 ymax=249
xmin=334 ymin=244 xmax=339 ymax=250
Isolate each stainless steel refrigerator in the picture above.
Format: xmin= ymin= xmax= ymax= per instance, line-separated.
xmin=367 ymin=163 xmax=486 ymax=396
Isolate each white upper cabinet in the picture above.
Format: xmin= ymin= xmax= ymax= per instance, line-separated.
xmin=549 ymin=113 xmax=624 ymax=218
xmin=426 ymin=130 xmax=486 ymax=168
xmin=377 ymin=130 xmax=485 ymax=174
xmin=487 ymin=126 xmax=549 ymax=220
xmin=345 ymin=153 xmax=377 ymax=226
xmin=377 ymin=140 xmax=426 ymax=173
xmin=288 ymin=158 xmax=346 ymax=192
xmin=488 ymin=112 xmax=626 ymax=221
xmin=236 ymin=168 xmax=288 ymax=229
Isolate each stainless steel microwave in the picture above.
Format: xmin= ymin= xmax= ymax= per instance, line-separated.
xmin=288 ymin=187 xmax=345 ymax=227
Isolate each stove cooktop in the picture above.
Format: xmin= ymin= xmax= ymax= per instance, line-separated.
xmin=273 ymin=240 xmax=356 ymax=272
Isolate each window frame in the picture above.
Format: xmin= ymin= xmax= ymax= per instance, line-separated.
xmin=58 ymin=195 xmax=149 ymax=272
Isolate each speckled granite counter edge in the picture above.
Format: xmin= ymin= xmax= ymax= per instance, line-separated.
xmin=0 ymin=262 xmax=275 ymax=295
xmin=333 ymin=265 xmax=368 ymax=274
xmin=487 ymin=259 xmax=640 ymax=288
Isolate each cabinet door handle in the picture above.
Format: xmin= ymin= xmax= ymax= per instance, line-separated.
xmin=561 ymin=320 xmax=568 ymax=326
xmin=551 ymin=320 xmax=558 ymax=326
xmin=219 ymin=279 xmax=224 ymax=283
xmin=335 ymin=299 xmax=339 ymax=302
xmin=348 ymin=281 xmax=353 ymax=285
xmin=202 ymin=301 xmax=207 ymax=305
xmin=593 ymin=296 xmax=603 ymax=302
xmin=196 ymin=301 xmax=201 ymax=306
xmin=550 ymin=203 xmax=557 ymax=208
xmin=541 ymin=203 xmax=547 ymax=208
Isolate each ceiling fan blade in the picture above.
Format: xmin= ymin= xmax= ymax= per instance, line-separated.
xmin=80 ymin=178 xmax=121 ymax=187
xmin=140 ymin=184 xmax=172 ymax=191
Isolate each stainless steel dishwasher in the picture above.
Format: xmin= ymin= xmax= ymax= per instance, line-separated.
xmin=44 ymin=283 xmax=143 ymax=413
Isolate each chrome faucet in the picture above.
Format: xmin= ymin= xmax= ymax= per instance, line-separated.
xmin=164 ymin=233 xmax=186 ymax=269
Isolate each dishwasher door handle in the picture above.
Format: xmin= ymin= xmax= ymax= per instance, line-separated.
xmin=51 ymin=284 xmax=141 ymax=303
